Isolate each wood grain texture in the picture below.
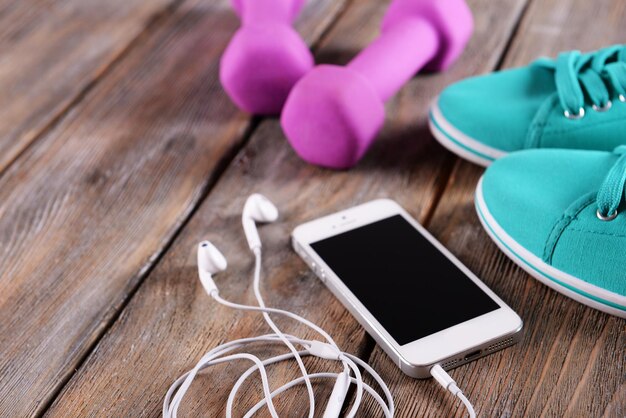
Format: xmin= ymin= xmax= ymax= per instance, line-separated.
xmin=44 ymin=0 xmax=532 ymax=416
xmin=0 ymin=0 xmax=182 ymax=174
xmin=43 ymin=122 xmax=450 ymax=417
xmin=42 ymin=138 xmax=450 ymax=414
xmin=361 ymin=0 xmax=626 ymax=417
xmin=0 ymin=0 xmax=346 ymax=416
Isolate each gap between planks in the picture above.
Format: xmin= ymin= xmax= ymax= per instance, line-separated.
xmin=34 ymin=116 xmax=258 ymax=418
xmin=34 ymin=1 xmax=356 ymax=416
xmin=357 ymin=0 xmax=626 ymax=416
xmin=341 ymin=0 xmax=534 ymax=413
xmin=0 ymin=0 xmax=352 ymax=416
xmin=0 ymin=0 xmax=187 ymax=179
xmin=42 ymin=0 xmax=533 ymax=415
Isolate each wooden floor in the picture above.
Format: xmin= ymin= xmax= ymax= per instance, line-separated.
xmin=1 ymin=0 xmax=624 ymax=416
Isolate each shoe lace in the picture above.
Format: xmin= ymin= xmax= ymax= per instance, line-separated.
xmin=596 ymin=145 xmax=626 ymax=221
xmin=535 ymin=45 xmax=626 ymax=118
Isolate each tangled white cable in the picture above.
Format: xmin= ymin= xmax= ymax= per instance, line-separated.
xmin=163 ymin=194 xmax=476 ymax=417
xmin=163 ymin=194 xmax=394 ymax=417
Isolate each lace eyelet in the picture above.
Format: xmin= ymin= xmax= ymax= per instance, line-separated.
xmin=592 ymin=100 xmax=612 ymax=112
xmin=620 ymin=94 xmax=626 ymax=103
xmin=564 ymin=107 xmax=585 ymax=120
xmin=596 ymin=208 xmax=618 ymax=221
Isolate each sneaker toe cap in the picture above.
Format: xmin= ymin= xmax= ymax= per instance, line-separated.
xmin=438 ymin=66 xmax=555 ymax=153
xmin=480 ymin=149 xmax=612 ymax=258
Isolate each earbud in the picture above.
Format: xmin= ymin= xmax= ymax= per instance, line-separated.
xmin=197 ymin=241 xmax=227 ymax=295
xmin=242 ymin=194 xmax=279 ymax=250
xmin=168 ymin=198 xmax=397 ymax=418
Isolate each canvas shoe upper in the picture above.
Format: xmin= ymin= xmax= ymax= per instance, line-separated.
xmin=475 ymin=147 xmax=626 ymax=318
xmin=430 ymin=45 xmax=626 ymax=166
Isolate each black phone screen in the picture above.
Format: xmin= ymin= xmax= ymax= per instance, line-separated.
xmin=310 ymin=215 xmax=500 ymax=345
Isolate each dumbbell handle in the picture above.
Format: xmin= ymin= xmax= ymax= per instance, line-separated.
xmin=234 ymin=0 xmax=306 ymax=25
xmin=347 ymin=17 xmax=439 ymax=102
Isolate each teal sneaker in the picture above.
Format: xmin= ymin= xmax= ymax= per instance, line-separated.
xmin=430 ymin=45 xmax=626 ymax=166
xmin=475 ymin=146 xmax=626 ymax=317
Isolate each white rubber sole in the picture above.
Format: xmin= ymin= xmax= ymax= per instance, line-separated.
xmin=429 ymin=99 xmax=507 ymax=167
xmin=475 ymin=177 xmax=626 ymax=318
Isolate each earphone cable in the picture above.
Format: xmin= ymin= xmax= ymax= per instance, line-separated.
xmin=164 ymin=194 xmax=395 ymax=417
xmin=165 ymin=335 xmax=313 ymax=417
xmin=251 ymin=247 xmax=316 ymax=418
xmin=209 ymin=292 xmax=342 ymax=349
xmin=163 ymin=334 xmax=394 ymax=418
xmin=457 ymin=392 xmax=476 ymax=418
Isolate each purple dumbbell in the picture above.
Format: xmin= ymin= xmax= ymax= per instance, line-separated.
xmin=281 ymin=0 xmax=473 ymax=169
xmin=220 ymin=0 xmax=314 ymax=115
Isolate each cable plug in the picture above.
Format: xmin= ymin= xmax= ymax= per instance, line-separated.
xmin=430 ymin=364 xmax=476 ymax=418
xmin=308 ymin=341 xmax=342 ymax=360
xmin=430 ymin=364 xmax=459 ymax=394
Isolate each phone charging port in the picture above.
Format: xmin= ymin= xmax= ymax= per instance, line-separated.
xmin=464 ymin=350 xmax=482 ymax=361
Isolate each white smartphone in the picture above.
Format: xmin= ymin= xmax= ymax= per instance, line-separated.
xmin=292 ymin=199 xmax=523 ymax=378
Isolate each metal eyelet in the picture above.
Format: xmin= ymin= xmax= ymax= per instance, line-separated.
xmin=620 ymin=94 xmax=626 ymax=103
xmin=592 ymin=100 xmax=612 ymax=112
xmin=596 ymin=208 xmax=618 ymax=221
xmin=564 ymin=107 xmax=585 ymax=120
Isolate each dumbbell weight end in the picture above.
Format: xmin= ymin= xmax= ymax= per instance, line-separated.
xmin=220 ymin=0 xmax=313 ymax=114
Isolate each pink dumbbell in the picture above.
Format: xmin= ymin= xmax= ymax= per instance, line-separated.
xmin=220 ymin=0 xmax=314 ymax=115
xmin=281 ymin=0 xmax=473 ymax=168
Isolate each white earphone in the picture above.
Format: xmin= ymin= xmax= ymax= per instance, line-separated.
xmin=242 ymin=193 xmax=279 ymax=250
xmin=164 ymin=194 xmax=475 ymax=418
xmin=197 ymin=241 xmax=226 ymax=295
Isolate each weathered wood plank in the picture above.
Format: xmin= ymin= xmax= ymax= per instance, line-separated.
xmin=44 ymin=0 xmax=529 ymax=416
xmin=0 ymin=0 xmax=346 ymax=416
xmin=0 ymin=0 xmax=184 ymax=174
xmin=361 ymin=0 xmax=626 ymax=417
xmin=44 ymin=117 xmax=452 ymax=417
